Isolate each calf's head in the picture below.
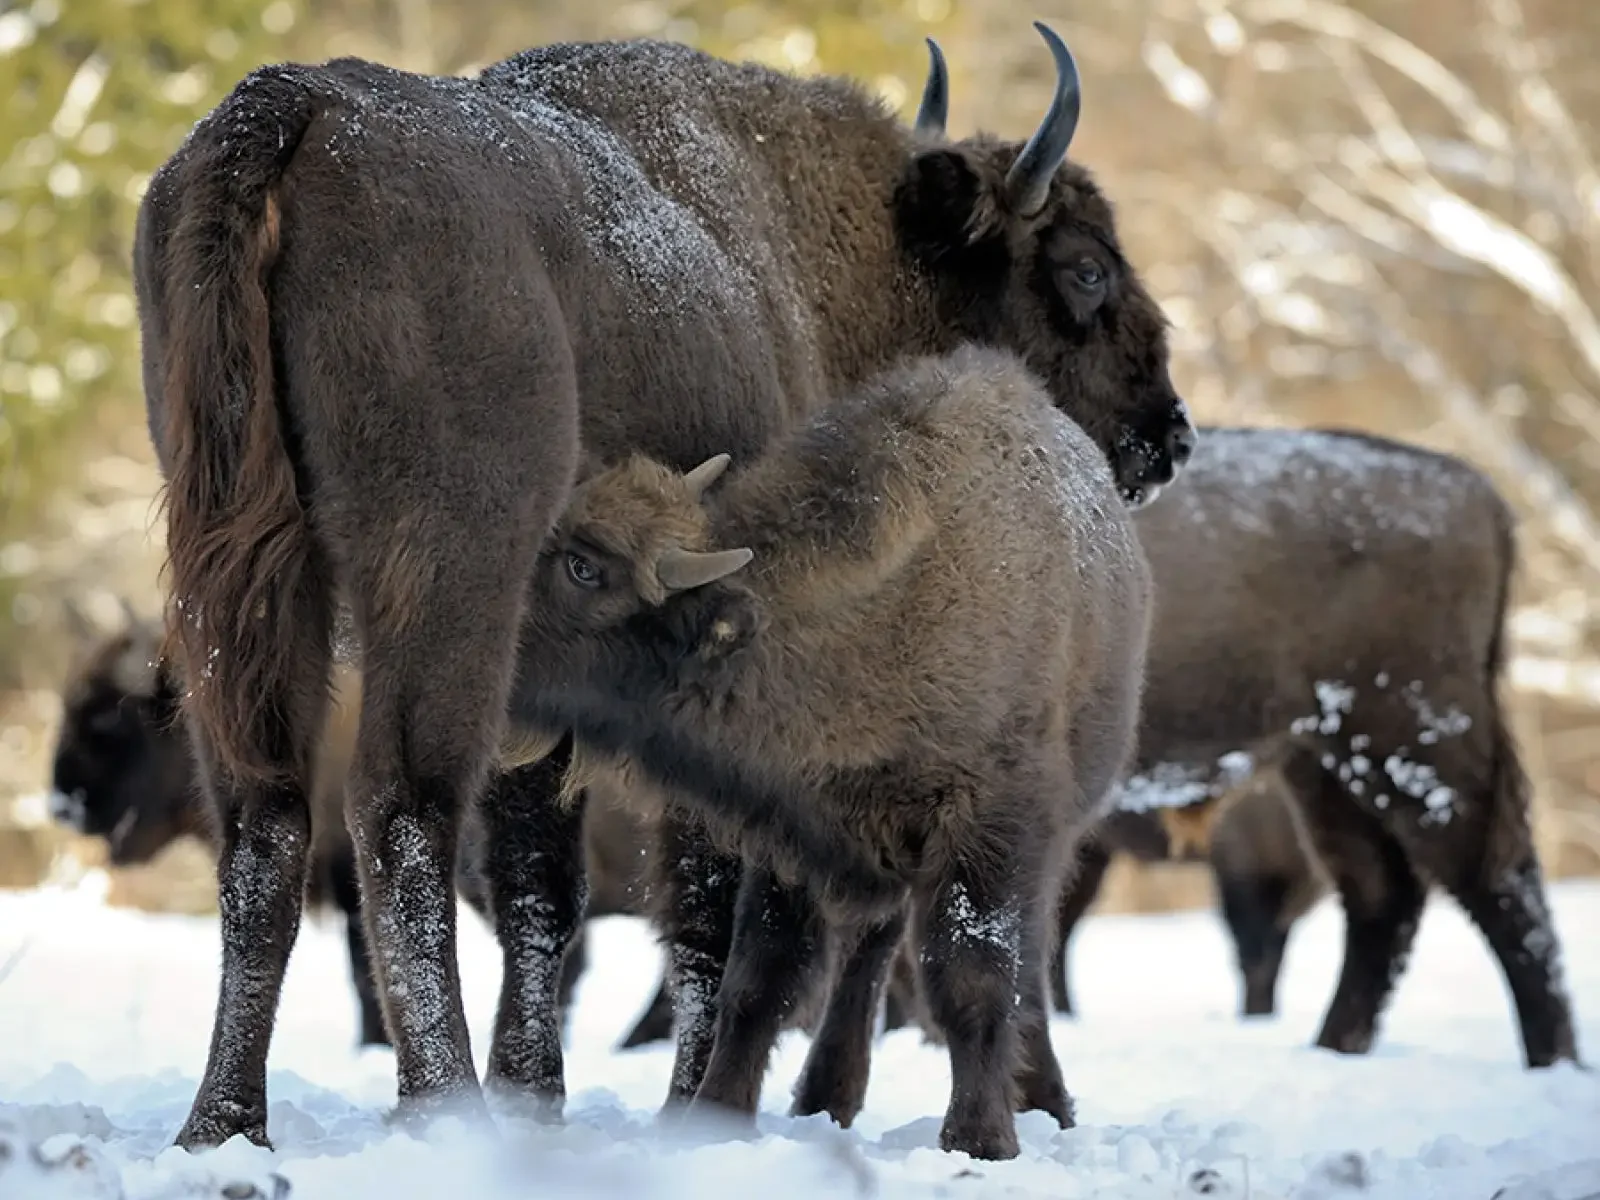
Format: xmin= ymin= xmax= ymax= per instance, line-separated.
xmin=527 ymin=453 xmax=760 ymax=698
xmin=899 ymin=23 xmax=1194 ymax=506
xmin=49 ymin=607 xmax=196 ymax=865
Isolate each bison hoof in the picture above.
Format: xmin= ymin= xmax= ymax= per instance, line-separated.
xmin=1015 ymin=1083 xmax=1074 ymax=1129
xmin=938 ymin=1119 xmax=1020 ymax=1162
xmin=386 ymin=1088 xmax=494 ymax=1138
xmin=484 ymin=1078 xmax=565 ymax=1126
xmin=176 ymin=1100 xmax=271 ymax=1152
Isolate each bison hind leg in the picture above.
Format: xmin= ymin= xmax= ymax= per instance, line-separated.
xmin=1279 ymin=747 xmax=1426 ymax=1056
xmin=176 ymin=564 xmax=334 ymax=1151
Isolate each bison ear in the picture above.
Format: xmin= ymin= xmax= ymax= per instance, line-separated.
xmin=894 ymin=147 xmax=1005 ymax=263
xmin=660 ymin=586 xmax=761 ymax=682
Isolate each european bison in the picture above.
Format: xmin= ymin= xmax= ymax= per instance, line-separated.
xmin=137 ymin=27 xmax=1192 ymax=1147
xmin=46 ymin=608 xmax=673 ymax=1049
xmin=1096 ymin=426 xmax=1578 ymax=1067
xmin=513 ymin=345 xmax=1154 ymax=1160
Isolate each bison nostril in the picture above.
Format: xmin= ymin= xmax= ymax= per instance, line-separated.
xmin=1166 ymin=419 xmax=1196 ymax=466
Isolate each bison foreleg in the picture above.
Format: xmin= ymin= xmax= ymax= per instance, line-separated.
xmin=328 ymin=844 xmax=391 ymax=1048
xmin=481 ymin=747 xmax=588 ymax=1118
xmin=789 ymin=907 xmax=908 ymax=1126
xmin=691 ymin=868 xmax=825 ymax=1120
xmin=653 ymin=808 xmax=741 ymax=1109
xmin=1215 ymin=868 xmax=1294 ymax=1018
xmin=913 ymin=856 xmax=1033 ymax=1162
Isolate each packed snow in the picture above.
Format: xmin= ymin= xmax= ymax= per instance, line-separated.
xmin=1 ymin=876 xmax=1598 ymax=1199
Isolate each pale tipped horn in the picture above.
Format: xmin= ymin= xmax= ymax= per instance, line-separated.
xmin=914 ymin=37 xmax=949 ymax=135
xmin=656 ymin=546 xmax=754 ymax=591
xmin=682 ymin=453 xmax=733 ymax=500
xmin=1004 ymin=22 xmax=1082 ymax=218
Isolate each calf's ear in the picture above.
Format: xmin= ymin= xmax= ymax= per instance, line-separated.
xmin=661 ymin=586 xmax=761 ymax=683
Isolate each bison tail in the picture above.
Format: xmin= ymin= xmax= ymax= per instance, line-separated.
xmin=1481 ymin=496 xmax=1536 ymax=882
xmin=146 ymin=66 xmax=323 ymax=785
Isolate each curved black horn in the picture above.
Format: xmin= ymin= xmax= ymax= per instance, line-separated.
xmin=1005 ymin=22 xmax=1082 ymax=217
xmin=914 ymin=37 xmax=949 ymax=135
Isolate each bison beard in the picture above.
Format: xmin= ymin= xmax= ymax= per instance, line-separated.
xmin=513 ymin=346 xmax=1154 ymax=1160
xmin=136 ymin=26 xmax=1190 ymax=1150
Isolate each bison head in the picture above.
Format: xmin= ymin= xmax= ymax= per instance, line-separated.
xmin=896 ymin=23 xmax=1194 ymax=507
xmin=526 ymin=453 xmax=760 ymax=702
xmin=49 ymin=607 xmax=197 ymax=866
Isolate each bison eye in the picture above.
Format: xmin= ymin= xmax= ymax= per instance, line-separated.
xmin=565 ymin=552 xmax=602 ymax=589
xmin=1070 ymin=259 xmax=1104 ymax=290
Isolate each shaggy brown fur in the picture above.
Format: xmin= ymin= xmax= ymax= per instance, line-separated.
xmin=513 ymin=346 xmax=1154 ymax=1161
xmin=135 ymin=27 xmax=1192 ymax=1148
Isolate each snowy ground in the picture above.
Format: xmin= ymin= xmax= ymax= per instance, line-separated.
xmin=1 ymin=879 xmax=1597 ymax=1200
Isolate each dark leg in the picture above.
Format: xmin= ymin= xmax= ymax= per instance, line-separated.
xmin=790 ymin=908 xmax=907 ymax=1127
xmin=1049 ymin=839 xmax=1112 ymax=1016
xmin=1282 ymin=754 xmax=1427 ymax=1056
xmin=480 ymin=745 xmax=589 ymax=1117
xmin=329 ymin=845 xmax=391 ymax=1048
xmin=617 ymin=970 xmax=675 ymax=1050
xmin=1215 ymin=868 xmax=1292 ymax=1018
xmin=654 ymin=807 xmax=742 ymax=1107
xmin=692 ymin=868 xmax=826 ymax=1120
xmin=1011 ymin=883 xmax=1074 ymax=1126
xmin=913 ymin=859 xmax=1031 ymax=1161
xmin=1443 ymin=852 xmax=1578 ymax=1067
xmin=175 ymin=586 xmax=331 ymax=1150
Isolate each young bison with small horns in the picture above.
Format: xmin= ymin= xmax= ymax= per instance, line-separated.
xmin=514 ymin=345 xmax=1153 ymax=1161
xmin=139 ymin=26 xmax=1193 ymax=1147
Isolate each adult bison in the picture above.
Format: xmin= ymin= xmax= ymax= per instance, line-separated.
xmin=136 ymin=27 xmax=1193 ymax=1148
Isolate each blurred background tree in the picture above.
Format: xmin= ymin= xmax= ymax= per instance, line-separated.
xmin=1 ymin=0 xmax=1595 ymax=907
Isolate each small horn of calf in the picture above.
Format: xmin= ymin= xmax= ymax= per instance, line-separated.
xmin=682 ymin=453 xmax=733 ymax=500
xmin=657 ymin=546 xmax=754 ymax=591
xmin=914 ymin=37 xmax=949 ymax=135
xmin=1005 ymin=22 xmax=1082 ymax=218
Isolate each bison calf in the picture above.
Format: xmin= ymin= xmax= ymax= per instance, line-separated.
xmin=511 ymin=344 xmax=1154 ymax=1160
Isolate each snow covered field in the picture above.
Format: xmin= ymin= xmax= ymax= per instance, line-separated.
xmin=1 ymin=878 xmax=1597 ymax=1199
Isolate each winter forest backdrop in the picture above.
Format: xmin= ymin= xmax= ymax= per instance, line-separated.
xmin=2 ymin=0 xmax=1598 ymax=911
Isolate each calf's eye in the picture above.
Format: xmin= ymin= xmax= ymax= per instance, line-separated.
xmin=566 ymin=552 xmax=602 ymax=589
